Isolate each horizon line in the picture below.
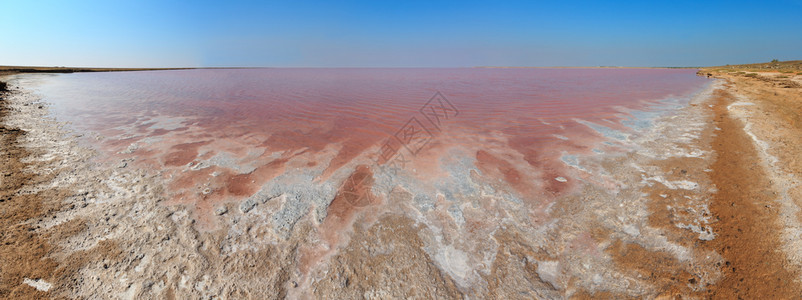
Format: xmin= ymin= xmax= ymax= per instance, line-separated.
xmin=1 ymin=65 xmax=705 ymax=71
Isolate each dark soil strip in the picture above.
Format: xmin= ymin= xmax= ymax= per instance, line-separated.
xmin=0 ymin=81 xmax=57 ymax=299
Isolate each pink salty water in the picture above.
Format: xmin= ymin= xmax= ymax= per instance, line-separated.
xmin=30 ymin=68 xmax=710 ymax=227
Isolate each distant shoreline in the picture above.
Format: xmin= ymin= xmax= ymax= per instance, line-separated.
xmin=3 ymin=60 xmax=798 ymax=73
xmin=1 ymin=65 xmax=698 ymax=74
xmin=0 ymin=66 xmax=193 ymax=75
xmin=474 ymin=66 xmax=700 ymax=69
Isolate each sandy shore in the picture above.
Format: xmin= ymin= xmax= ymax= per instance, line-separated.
xmin=1 ymin=68 xmax=800 ymax=298
xmin=700 ymin=68 xmax=802 ymax=298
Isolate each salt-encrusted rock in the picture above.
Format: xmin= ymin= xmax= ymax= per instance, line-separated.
xmin=215 ymin=206 xmax=228 ymax=215
xmin=240 ymin=198 xmax=258 ymax=213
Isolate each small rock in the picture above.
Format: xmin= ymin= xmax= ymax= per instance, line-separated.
xmin=555 ymin=177 xmax=568 ymax=183
xmin=240 ymin=198 xmax=258 ymax=213
xmin=623 ymin=224 xmax=640 ymax=237
xmin=215 ymin=206 xmax=228 ymax=215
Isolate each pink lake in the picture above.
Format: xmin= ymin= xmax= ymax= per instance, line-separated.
xmin=26 ymin=68 xmax=711 ymax=228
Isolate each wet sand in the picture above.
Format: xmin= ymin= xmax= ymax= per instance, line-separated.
xmin=1 ymin=68 xmax=801 ymax=298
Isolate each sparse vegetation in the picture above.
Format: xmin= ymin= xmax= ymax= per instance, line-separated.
xmin=703 ymin=60 xmax=802 ymax=73
xmin=699 ymin=62 xmax=802 ymax=89
xmin=699 ymin=60 xmax=802 ymax=82
xmin=772 ymin=59 xmax=780 ymax=63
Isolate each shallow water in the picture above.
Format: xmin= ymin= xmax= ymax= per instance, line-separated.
xmin=23 ymin=68 xmax=710 ymax=228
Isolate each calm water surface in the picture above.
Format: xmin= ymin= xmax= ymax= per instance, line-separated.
xmin=26 ymin=68 xmax=711 ymax=227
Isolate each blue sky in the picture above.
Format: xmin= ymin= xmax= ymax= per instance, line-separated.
xmin=1 ymin=0 xmax=801 ymax=67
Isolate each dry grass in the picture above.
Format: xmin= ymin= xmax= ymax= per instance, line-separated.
xmin=702 ymin=60 xmax=802 ymax=73
xmin=699 ymin=60 xmax=802 ymax=89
